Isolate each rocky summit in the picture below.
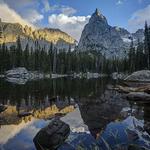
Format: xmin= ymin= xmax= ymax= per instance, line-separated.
xmin=78 ymin=9 xmax=144 ymax=58
xmin=0 ymin=19 xmax=76 ymax=50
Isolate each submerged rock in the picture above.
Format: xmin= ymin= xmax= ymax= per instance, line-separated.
xmin=33 ymin=118 xmax=70 ymax=150
xmin=125 ymin=70 xmax=150 ymax=82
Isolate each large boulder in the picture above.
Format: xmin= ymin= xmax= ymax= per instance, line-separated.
xmin=33 ymin=118 xmax=70 ymax=150
xmin=125 ymin=70 xmax=150 ymax=82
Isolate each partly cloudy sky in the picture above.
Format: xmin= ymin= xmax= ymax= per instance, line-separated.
xmin=0 ymin=0 xmax=150 ymax=40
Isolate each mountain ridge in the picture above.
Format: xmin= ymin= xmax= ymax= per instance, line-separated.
xmin=0 ymin=19 xmax=76 ymax=50
xmin=78 ymin=9 xmax=144 ymax=58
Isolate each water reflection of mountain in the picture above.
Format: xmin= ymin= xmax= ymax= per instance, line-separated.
xmin=0 ymin=78 xmax=110 ymax=126
xmin=0 ymin=98 xmax=75 ymax=125
xmin=0 ymin=78 xmax=150 ymax=150
xmin=78 ymin=89 xmax=130 ymax=138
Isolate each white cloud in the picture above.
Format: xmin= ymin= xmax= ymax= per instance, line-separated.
xmin=42 ymin=0 xmax=51 ymax=12
xmin=22 ymin=9 xmax=44 ymax=24
xmin=42 ymin=0 xmax=76 ymax=15
xmin=116 ymin=0 xmax=143 ymax=5
xmin=61 ymin=6 xmax=77 ymax=15
xmin=128 ymin=5 xmax=150 ymax=31
xmin=116 ymin=0 xmax=123 ymax=5
xmin=0 ymin=2 xmax=34 ymax=27
xmin=0 ymin=0 xmax=43 ymax=27
xmin=48 ymin=13 xmax=90 ymax=40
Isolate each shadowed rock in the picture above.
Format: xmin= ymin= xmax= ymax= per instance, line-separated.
xmin=33 ymin=118 xmax=70 ymax=150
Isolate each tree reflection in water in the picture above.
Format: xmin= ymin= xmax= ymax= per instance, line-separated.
xmin=0 ymin=78 xmax=150 ymax=150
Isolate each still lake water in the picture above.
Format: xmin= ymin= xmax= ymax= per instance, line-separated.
xmin=0 ymin=77 xmax=150 ymax=150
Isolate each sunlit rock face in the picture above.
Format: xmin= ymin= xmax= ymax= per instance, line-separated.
xmin=0 ymin=20 xmax=76 ymax=50
xmin=78 ymin=9 xmax=144 ymax=58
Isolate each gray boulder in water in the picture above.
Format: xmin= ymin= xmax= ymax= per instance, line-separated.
xmin=33 ymin=118 xmax=70 ymax=150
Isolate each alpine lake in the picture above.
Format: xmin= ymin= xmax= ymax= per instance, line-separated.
xmin=0 ymin=77 xmax=150 ymax=150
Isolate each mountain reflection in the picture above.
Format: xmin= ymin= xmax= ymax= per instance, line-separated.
xmin=0 ymin=78 xmax=150 ymax=150
xmin=0 ymin=78 xmax=110 ymax=126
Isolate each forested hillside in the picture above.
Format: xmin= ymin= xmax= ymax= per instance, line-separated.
xmin=0 ymin=22 xmax=150 ymax=74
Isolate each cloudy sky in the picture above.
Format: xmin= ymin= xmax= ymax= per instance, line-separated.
xmin=0 ymin=0 xmax=150 ymax=40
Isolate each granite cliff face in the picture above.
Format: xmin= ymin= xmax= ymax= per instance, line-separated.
xmin=78 ymin=9 xmax=144 ymax=58
xmin=0 ymin=19 xmax=76 ymax=50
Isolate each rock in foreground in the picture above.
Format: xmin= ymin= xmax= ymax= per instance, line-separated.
xmin=33 ymin=118 xmax=70 ymax=150
xmin=125 ymin=70 xmax=150 ymax=82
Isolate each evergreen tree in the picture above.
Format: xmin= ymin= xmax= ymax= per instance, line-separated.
xmin=9 ymin=45 xmax=16 ymax=68
xmin=23 ymin=44 xmax=30 ymax=68
xmin=136 ymin=39 xmax=145 ymax=70
xmin=16 ymin=36 xmax=23 ymax=67
xmin=128 ymin=39 xmax=136 ymax=72
xmin=53 ymin=47 xmax=57 ymax=73
xmin=144 ymin=21 xmax=150 ymax=69
xmin=48 ymin=43 xmax=53 ymax=73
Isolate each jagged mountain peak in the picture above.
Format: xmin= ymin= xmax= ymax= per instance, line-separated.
xmin=78 ymin=8 xmax=144 ymax=58
xmin=90 ymin=8 xmax=108 ymax=24
xmin=95 ymin=8 xmax=101 ymax=16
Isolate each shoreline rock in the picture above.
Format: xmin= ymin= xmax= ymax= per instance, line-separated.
xmin=1 ymin=67 xmax=109 ymax=85
xmin=111 ymin=72 xmax=128 ymax=80
xmin=73 ymin=72 xmax=107 ymax=79
xmin=125 ymin=70 xmax=150 ymax=82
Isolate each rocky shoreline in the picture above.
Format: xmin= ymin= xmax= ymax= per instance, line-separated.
xmin=111 ymin=70 xmax=150 ymax=103
xmin=0 ymin=67 xmax=108 ymax=84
